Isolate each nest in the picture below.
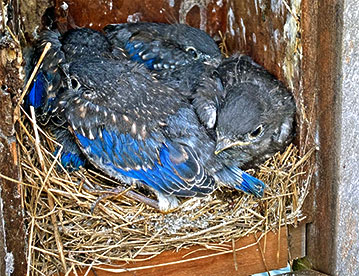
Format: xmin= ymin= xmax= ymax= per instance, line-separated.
xmin=1 ymin=24 xmax=314 ymax=275
xmin=13 ymin=104 xmax=314 ymax=275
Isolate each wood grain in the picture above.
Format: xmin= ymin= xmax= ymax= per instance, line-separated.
xmin=53 ymin=0 xmax=227 ymax=37
xmin=288 ymin=224 xmax=306 ymax=260
xmin=66 ymin=228 xmax=288 ymax=276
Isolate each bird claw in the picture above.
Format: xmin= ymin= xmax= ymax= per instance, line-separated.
xmin=90 ymin=186 xmax=161 ymax=214
xmin=155 ymin=192 xmax=181 ymax=213
xmin=89 ymin=186 xmax=183 ymax=214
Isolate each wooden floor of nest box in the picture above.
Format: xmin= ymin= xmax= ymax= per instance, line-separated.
xmin=61 ymin=228 xmax=289 ymax=276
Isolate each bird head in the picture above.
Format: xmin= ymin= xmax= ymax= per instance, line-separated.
xmin=214 ymin=82 xmax=295 ymax=169
xmin=61 ymin=28 xmax=112 ymax=60
xmin=174 ymin=24 xmax=222 ymax=67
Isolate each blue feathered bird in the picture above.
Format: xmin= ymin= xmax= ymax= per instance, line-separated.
xmin=185 ymin=54 xmax=296 ymax=169
xmin=26 ymin=28 xmax=265 ymax=211
xmin=104 ymin=22 xmax=222 ymax=71
xmin=103 ymin=23 xmax=295 ymax=170
xmin=26 ymin=28 xmax=113 ymax=115
xmin=104 ymin=22 xmax=226 ymax=128
xmin=162 ymin=53 xmax=296 ymax=170
xmin=104 ymin=23 xmax=223 ymax=96
xmin=213 ymin=54 xmax=296 ymax=169
xmin=26 ymin=28 xmax=115 ymax=170
xmin=58 ymin=56 xmax=264 ymax=211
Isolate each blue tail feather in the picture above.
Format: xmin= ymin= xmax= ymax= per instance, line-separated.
xmin=54 ymin=148 xmax=86 ymax=172
xmin=237 ymin=170 xmax=265 ymax=198
xmin=216 ymin=166 xmax=265 ymax=198
xmin=26 ymin=72 xmax=46 ymax=109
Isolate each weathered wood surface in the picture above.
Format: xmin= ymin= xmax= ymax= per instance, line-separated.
xmin=0 ymin=91 xmax=26 ymax=276
xmin=0 ymin=0 xmax=27 ymax=274
xmin=281 ymin=270 xmax=329 ymax=276
xmin=53 ymin=0 xmax=227 ymax=38
xmin=288 ymin=225 xmax=306 ymax=260
xmin=303 ymin=0 xmax=359 ymax=275
xmin=67 ymin=228 xmax=287 ymax=276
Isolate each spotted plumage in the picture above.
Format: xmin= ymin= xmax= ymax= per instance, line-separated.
xmin=214 ymin=54 xmax=296 ymax=169
xmin=56 ymin=56 xmax=264 ymax=210
xmin=104 ymin=22 xmax=226 ymax=129
xmin=104 ymin=22 xmax=222 ymax=71
xmin=26 ymin=28 xmax=113 ymax=117
xmin=26 ymin=28 xmax=265 ymax=211
xmin=25 ymin=28 xmax=115 ymax=170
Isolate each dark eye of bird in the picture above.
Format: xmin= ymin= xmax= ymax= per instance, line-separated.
xmin=71 ymin=78 xmax=80 ymax=89
xmin=186 ymin=46 xmax=199 ymax=59
xmin=249 ymin=125 xmax=263 ymax=139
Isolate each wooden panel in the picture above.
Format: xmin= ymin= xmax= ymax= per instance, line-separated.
xmin=66 ymin=228 xmax=287 ymax=276
xmin=226 ymin=0 xmax=294 ymax=83
xmin=0 ymin=1 xmax=27 ymax=274
xmin=281 ymin=270 xmax=328 ymax=276
xmin=301 ymin=0 xmax=343 ymax=274
xmin=53 ymin=0 xmax=227 ymax=36
xmin=303 ymin=0 xmax=359 ymax=274
xmin=288 ymin=224 xmax=306 ymax=260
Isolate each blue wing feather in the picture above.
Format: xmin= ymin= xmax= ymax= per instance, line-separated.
xmin=75 ymin=129 xmax=213 ymax=197
xmin=26 ymin=72 xmax=46 ymax=109
xmin=55 ymin=149 xmax=86 ymax=171
xmin=27 ymin=70 xmax=59 ymax=115
xmin=125 ymin=41 xmax=156 ymax=70
xmin=53 ymin=128 xmax=87 ymax=171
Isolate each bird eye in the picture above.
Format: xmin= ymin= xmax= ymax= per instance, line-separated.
xmin=71 ymin=78 xmax=80 ymax=90
xmin=248 ymin=125 xmax=263 ymax=139
xmin=185 ymin=46 xmax=199 ymax=60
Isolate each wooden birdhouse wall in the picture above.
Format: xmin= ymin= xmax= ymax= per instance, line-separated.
xmin=0 ymin=0 xmax=358 ymax=275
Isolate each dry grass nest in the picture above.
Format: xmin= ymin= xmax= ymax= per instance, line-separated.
xmin=11 ymin=104 xmax=315 ymax=275
xmin=0 ymin=30 xmax=314 ymax=276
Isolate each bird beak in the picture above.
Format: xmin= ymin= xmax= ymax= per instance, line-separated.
xmin=214 ymin=139 xmax=251 ymax=155
xmin=204 ymin=56 xmax=222 ymax=67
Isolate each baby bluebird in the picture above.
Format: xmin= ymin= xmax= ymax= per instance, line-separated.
xmin=213 ymin=54 xmax=296 ymax=169
xmin=25 ymin=28 xmax=114 ymax=170
xmin=104 ymin=22 xmax=222 ymax=70
xmin=27 ymin=28 xmax=265 ymax=211
xmin=104 ymin=22 xmax=223 ymax=96
xmin=103 ymin=24 xmax=295 ymax=170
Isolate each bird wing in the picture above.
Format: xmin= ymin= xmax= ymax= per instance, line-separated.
xmin=27 ymin=28 xmax=113 ymax=118
xmin=122 ymin=29 xmax=191 ymax=70
xmin=57 ymin=57 xmax=214 ymax=197
xmin=104 ymin=23 xmax=216 ymax=70
xmin=191 ymin=71 xmax=225 ymax=129
xmin=26 ymin=30 xmax=65 ymax=116
xmin=26 ymin=28 xmax=117 ymax=171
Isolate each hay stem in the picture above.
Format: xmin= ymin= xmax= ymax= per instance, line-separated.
xmin=14 ymin=42 xmax=51 ymax=122
xmin=18 ymin=104 xmax=313 ymax=273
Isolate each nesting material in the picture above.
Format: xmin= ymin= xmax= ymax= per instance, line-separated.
xmin=13 ymin=106 xmax=314 ymax=275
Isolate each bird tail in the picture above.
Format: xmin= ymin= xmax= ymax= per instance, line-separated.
xmin=26 ymin=71 xmax=46 ymax=109
xmin=52 ymin=127 xmax=86 ymax=172
xmin=25 ymin=30 xmax=64 ymax=114
xmin=214 ymin=166 xmax=265 ymax=198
